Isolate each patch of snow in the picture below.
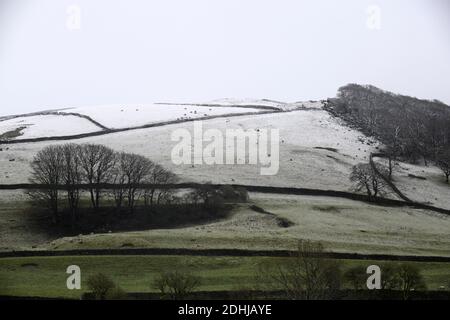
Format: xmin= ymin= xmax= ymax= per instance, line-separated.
xmin=208 ymin=98 xmax=285 ymax=107
xmin=202 ymin=98 xmax=324 ymax=111
xmin=63 ymin=103 xmax=265 ymax=129
xmin=0 ymin=115 xmax=100 ymax=140
xmin=375 ymin=159 xmax=450 ymax=209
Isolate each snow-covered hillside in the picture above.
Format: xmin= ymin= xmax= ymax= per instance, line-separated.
xmin=0 ymin=114 xmax=101 ymax=139
xmin=0 ymin=108 xmax=377 ymax=190
xmin=207 ymin=98 xmax=285 ymax=108
xmin=1 ymin=102 xmax=449 ymax=210
xmin=0 ymin=103 xmax=270 ymax=139
xmin=63 ymin=103 xmax=266 ymax=130
xmin=203 ymin=98 xmax=322 ymax=111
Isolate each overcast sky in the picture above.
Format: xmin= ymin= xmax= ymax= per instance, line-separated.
xmin=0 ymin=0 xmax=449 ymax=116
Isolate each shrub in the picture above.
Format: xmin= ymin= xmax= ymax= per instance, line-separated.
xmin=235 ymin=186 xmax=249 ymax=202
xmin=219 ymin=185 xmax=237 ymax=200
xmin=344 ymin=266 xmax=367 ymax=290
xmin=397 ymin=264 xmax=426 ymax=300
xmin=153 ymin=270 xmax=201 ymax=300
xmin=380 ymin=264 xmax=401 ymax=290
xmin=259 ymin=240 xmax=343 ymax=300
xmin=87 ymin=273 xmax=116 ymax=300
xmin=218 ymin=185 xmax=249 ymax=202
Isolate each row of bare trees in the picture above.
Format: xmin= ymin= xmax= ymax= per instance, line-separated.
xmin=28 ymin=143 xmax=178 ymax=224
xmin=344 ymin=263 xmax=426 ymax=300
xmin=257 ymin=240 xmax=426 ymax=300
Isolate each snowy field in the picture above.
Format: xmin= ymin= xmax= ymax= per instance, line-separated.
xmin=376 ymin=159 xmax=450 ymax=208
xmin=62 ymin=103 xmax=266 ymax=129
xmin=0 ymin=114 xmax=101 ymax=140
xmin=0 ymin=109 xmax=376 ymax=189
xmin=0 ymin=107 xmax=449 ymax=209
xmin=207 ymin=98 xmax=286 ymax=107
xmin=204 ymin=98 xmax=322 ymax=111
xmin=0 ymin=103 xmax=270 ymax=139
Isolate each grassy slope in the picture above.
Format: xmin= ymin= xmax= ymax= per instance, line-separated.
xmin=0 ymin=197 xmax=53 ymax=252
xmin=1 ymin=191 xmax=449 ymax=257
xmin=44 ymin=194 xmax=450 ymax=257
xmin=0 ymin=255 xmax=449 ymax=299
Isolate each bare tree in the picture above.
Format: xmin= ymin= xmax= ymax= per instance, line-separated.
xmin=382 ymin=124 xmax=402 ymax=179
xmin=186 ymin=184 xmax=226 ymax=213
xmin=154 ymin=167 xmax=178 ymax=206
xmin=79 ymin=144 xmax=116 ymax=209
xmin=111 ymin=153 xmax=127 ymax=209
xmin=153 ymin=270 xmax=201 ymax=300
xmin=350 ymin=163 xmax=389 ymax=200
xmin=397 ymin=264 xmax=426 ymax=300
xmin=436 ymin=150 xmax=450 ymax=183
xmin=190 ymin=183 xmax=217 ymax=208
xmin=143 ymin=164 xmax=178 ymax=208
xmin=404 ymin=113 xmax=429 ymax=165
xmin=115 ymin=152 xmax=155 ymax=212
xmin=424 ymin=115 xmax=449 ymax=160
xmin=262 ymin=240 xmax=342 ymax=300
xmin=61 ymin=144 xmax=83 ymax=226
xmin=28 ymin=145 xmax=64 ymax=223
xmin=380 ymin=264 xmax=401 ymax=290
xmin=344 ymin=266 xmax=366 ymax=290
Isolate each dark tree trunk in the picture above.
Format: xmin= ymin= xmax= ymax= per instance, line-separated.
xmin=95 ymin=188 xmax=101 ymax=209
xmin=89 ymin=189 xmax=96 ymax=208
xmin=388 ymin=156 xmax=393 ymax=180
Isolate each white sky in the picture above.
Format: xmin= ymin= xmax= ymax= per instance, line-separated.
xmin=0 ymin=0 xmax=449 ymax=116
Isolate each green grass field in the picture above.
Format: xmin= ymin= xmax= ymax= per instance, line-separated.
xmin=1 ymin=194 xmax=449 ymax=299
xmin=1 ymin=255 xmax=449 ymax=299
